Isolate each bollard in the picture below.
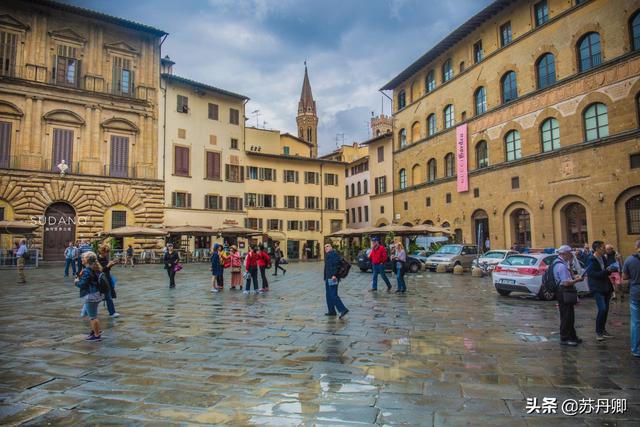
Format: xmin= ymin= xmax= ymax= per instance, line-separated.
xmin=471 ymin=267 xmax=484 ymax=277
xmin=453 ymin=264 xmax=464 ymax=275
xmin=436 ymin=264 xmax=447 ymax=273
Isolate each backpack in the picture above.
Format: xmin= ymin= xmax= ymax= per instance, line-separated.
xmin=97 ymin=272 xmax=111 ymax=295
xmin=541 ymin=260 xmax=561 ymax=294
xmin=336 ymin=257 xmax=351 ymax=279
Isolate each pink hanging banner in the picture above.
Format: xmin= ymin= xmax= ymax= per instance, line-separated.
xmin=456 ymin=123 xmax=469 ymax=193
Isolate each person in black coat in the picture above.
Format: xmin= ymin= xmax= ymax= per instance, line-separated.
xmin=323 ymin=244 xmax=348 ymax=319
xmin=586 ymin=240 xmax=614 ymax=340
xmin=163 ymin=244 xmax=180 ymax=289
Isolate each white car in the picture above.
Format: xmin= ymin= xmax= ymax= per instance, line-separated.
xmin=492 ymin=253 xmax=589 ymax=300
xmin=471 ymin=250 xmax=519 ymax=272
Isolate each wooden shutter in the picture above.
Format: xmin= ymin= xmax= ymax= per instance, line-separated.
xmin=52 ymin=128 xmax=74 ymax=172
xmin=295 ymin=196 xmax=299 ymax=209
xmin=186 ymin=193 xmax=192 ymax=208
xmin=110 ymin=136 xmax=129 ymax=177
xmin=0 ymin=121 xmax=11 ymax=168
xmin=258 ymin=219 xmax=263 ymax=230
xmin=240 ymin=166 xmax=244 ymax=182
xmin=206 ymin=152 xmax=220 ymax=180
xmin=225 ymin=164 xmax=229 ymax=181
xmin=171 ymin=192 xmax=176 ymax=207
xmin=295 ymin=171 xmax=299 ymax=183
xmin=315 ymin=197 xmax=319 ymax=209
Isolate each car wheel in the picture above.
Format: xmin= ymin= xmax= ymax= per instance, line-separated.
xmin=359 ymin=268 xmax=368 ymax=272
xmin=409 ymin=263 xmax=420 ymax=273
xmin=538 ymin=287 xmax=556 ymax=301
xmin=496 ymin=289 xmax=511 ymax=296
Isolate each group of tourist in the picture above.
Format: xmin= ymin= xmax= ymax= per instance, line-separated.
xmin=368 ymin=237 xmax=408 ymax=293
xmin=554 ymin=239 xmax=640 ymax=357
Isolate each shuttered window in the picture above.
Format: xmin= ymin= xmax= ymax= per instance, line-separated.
xmin=0 ymin=121 xmax=11 ymax=168
xmin=205 ymin=151 xmax=221 ymax=180
xmin=208 ymin=103 xmax=219 ymax=120
xmin=110 ymin=136 xmax=129 ymax=177
xmin=54 ymin=45 xmax=80 ymax=87
xmin=284 ymin=195 xmax=299 ymax=209
xmin=172 ymin=192 xmax=191 ymax=208
xmin=177 ymin=95 xmax=188 ymax=113
xmin=226 ymin=197 xmax=243 ymax=211
xmin=304 ymin=171 xmax=319 ymax=184
xmin=230 ymin=108 xmax=240 ymax=125
xmin=112 ymin=57 xmax=133 ymax=96
xmin=52 ymin=128 xmax=74 ymax=173
xmin=174 ymin=146 xmax=189 ymax=176
xmin=225 ymin=164 xmax=244 ymax=182
xmin=205 ymin=195 xmax=223 ymax=210
xmin=0 ymin=31 xmax=17 ymax=77
xmin=267 ymin=219 xmax=282 ymax=231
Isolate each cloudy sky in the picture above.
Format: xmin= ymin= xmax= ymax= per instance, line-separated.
xmin=67 ymin=0 xmax=491 ymax=155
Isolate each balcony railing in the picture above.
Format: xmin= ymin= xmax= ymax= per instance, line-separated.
xmin=1 ymin=156 xmax=144 ymax=180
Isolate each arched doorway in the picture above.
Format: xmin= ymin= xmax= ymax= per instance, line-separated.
xmin=563 ymin=202 xmax=588 ymax=247
xmin=43 ymin=202 xmax=76 ymax=261
xmin=510 ymin=208 xmax=531 ymax=248
xmin=471 ymin=209 xmax=489 ymax=250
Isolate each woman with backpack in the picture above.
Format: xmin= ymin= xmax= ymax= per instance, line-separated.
xmin=75 ymin=251 xmax=104 ymax=342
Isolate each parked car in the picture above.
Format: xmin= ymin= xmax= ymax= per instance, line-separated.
xmin=356 ymin=249 xmax=422 ymax=273
xmin=410 ymin=249 xmax=434 ymax=264
xmin=492 ymin=253 xmax=589 ymax=300
xmin=425 ymin=244 xmax=479 ymax=272
xmin=471 ymin=250 xmax=519 ymax=272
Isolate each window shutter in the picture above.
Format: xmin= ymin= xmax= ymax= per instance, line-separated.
xmin=75 ymin=60 xmax=82 ymax=88
xmin=171 ymin=192 xmax=176 ymax=207
xmin=258 ymin=194 xmax=264 ymax=207
xmin=259 ymin=219 xmax=263 ymax=230
xmin=240 ymin=166 xmax=244 ymax=182
xmin=225 ymin=164 xmax=229 ymax=180
xmin=239 ymin=199 xmax=243 ymax=211
xmin=316 ymin=221 xmax=320 ymax=231
xmin=304 ymin=172 xmax=308 ymax=184
xmin=336 ymin=199 xmax=339 ymax=210
xmin=129 ymin=70 xmax=134 ymax=96
xmin=272 ymin=195 xmax=277 ymax=208
xmin=279 ymin=220 xmax=282 ymax=230
xmin=186 ymin=193 xmax=191 ymax=208
xmin=295 ymin=197 xmax=299 ymax=209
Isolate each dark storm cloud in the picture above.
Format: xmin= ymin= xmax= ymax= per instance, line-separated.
xmin=64 ymin=0 xmax=491 ymax=155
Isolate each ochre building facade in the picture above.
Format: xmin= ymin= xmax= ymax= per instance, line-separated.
xmin=383 ymin=0 xmax=640 ymax=255
xmin=0 ymin=0 xmax=166 ymax=260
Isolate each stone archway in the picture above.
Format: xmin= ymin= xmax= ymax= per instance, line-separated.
xmin=562 ymin=202 xmax=588 ymax=247
xmin=471 ymin=209 xmax=490 ymax=250
xmin=510 ymin=208 xmax=532 ymax=248
xmin=42 ymin=202 xmax=76 ymax=261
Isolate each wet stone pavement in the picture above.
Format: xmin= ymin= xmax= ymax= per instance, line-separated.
xmin=0 ymin=262 xmax=638 ymax=426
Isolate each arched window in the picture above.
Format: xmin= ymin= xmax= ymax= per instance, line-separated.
xmin=584 ymin=103 xmax=609 ymax=141
xmin=426 ymin=70 xmax=436 ymax=92
xmin=427 ymin=158 xmax=437 ymax=182
xmin=505 ymin=130 xmax=521 ymax=161
xmin=578 ymin=32 xmax=601 ymax=72
xmin=474 ymin=87 xmax=487 ymax=115
xmin=444 ymin=104 xmax=454 ymax=129
xmin=510 ymin=209 xmax=531 ymax=247
xmin=363 ymin=179 xmax=368 ymax=194
xmin=398 ymin=90 xmax=406 ymax=110
xmin=627 ymin=195 xmax=640 ymax=234
xmin=399 ymin=128 xmax=407 ymax=148
xmin=399 ymin=169 xmax=407 ymax=189
xmin=351 ymin=183 xmax=355 ymax=197
xmin=411 ymin=164 xmax=421 ymax=184
xmin=632 ymin=12 xmax=640 ymax=51
xmin=307 ymin=127 xmax=312 ymax=142
xmin=357 ymin=181 xmax=362 ymax=196
xmin=427 ymin=114 xmax=436 ymax=136
xmin=501 ymin=71 xmax=518 ymax=104
xmin=411 ymin=121 xmax=421 ymax=142
xmin=475 ymin=140 xmax=488 ymax=169
xmin=444 ymin=153 xmax=455 ymax=177
xmin=442 ymin=59 xmax=453 ymax=82
xmin=536 ymin=53 xmax=556 ymax=89
xmin=540 ymin=118 xmax=560 ymax=152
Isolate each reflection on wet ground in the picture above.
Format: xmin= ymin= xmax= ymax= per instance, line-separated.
xmin=0 ymin=263 xmax=638 ymax=425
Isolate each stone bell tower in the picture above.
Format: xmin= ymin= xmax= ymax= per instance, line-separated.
xmin=296 ymin=63 xmax=318 ymax=158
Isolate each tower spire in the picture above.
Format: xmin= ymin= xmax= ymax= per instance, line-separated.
xmin=296 ymin=62 xmax=318 ymax=157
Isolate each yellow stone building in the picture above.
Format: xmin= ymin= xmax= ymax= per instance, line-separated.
xmin=0 ymin=0 xmax=166 ymax=260
xmin=159 ymin=62 xmax=345 ymax=259
xmin=382 ymin=0 xmax=640 ymax=255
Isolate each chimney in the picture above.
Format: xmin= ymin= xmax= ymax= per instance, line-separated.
xmin=161 ymin=55 xmax=175 ymax=75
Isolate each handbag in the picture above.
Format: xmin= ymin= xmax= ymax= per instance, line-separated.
xmin=231 ymin=266 xmax=241 ymax=273
xmin=560 ymin=286 xmax=578 ymax=305
xmin=173 ymin=263 xmax=183 ymax=273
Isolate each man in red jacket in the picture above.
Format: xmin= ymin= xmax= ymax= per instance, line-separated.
xmin=257 ymin=247 xmax=271 ymax=292
xmin=369 ymin=237 xmax=391 ymax=291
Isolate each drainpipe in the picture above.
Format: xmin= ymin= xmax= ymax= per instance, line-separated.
xmin=159 ymin=34 xmax=168 ymax=182
xmin=320 ymin=162 xmax=324 ymax=258
xmin=379 ymin=89 xmax=394 ymax=223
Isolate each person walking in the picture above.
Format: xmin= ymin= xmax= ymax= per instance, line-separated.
xmin=229 ymin=246 xmax=243 ymax=289
xmin=369 ymin=237 xmax=391 ymax=292
xmin=15 ymin=238 xmax=28 ymax=284
xmin=587 ymin=240 xmax=614 ymax=341
xmin=75 ymin=251 xmax=103 ymax=342
xmin=555 ymin=245 xmax=585 ymax=346
xmin=76 ymin=240 xmax=89 ymax=272
xmin=272 ymin=242 xmax=287 ymax=276
xmin=210 ymin=244 xmax=223 ymax=293
xmin=257 ymin=247 xmax=271 ymax=292
xmin=163 ymin=243 xmax=180 ymax=289
xmin=323 ymin=244 xmax=348 ymax=319
xmin=64 ymin=241 xmax=77 ymax=277
xmin=392 ymin=242 xmax=407 ymax=293
xmin=577 ymin=243 xmax=591 ymax=265
xmin=243 ymin=246 xmax=260 ymax=295
xmin=604 ymin=244 xmax=624 ymax=300
xmin=622 ymin=240 xmax=640 ymax=357
xmin=125 ymin=244 xmax=134 ymax=268
xmin=97 ymin=244 xmax=120 ymax=318
xmin=218 ymin=245 xmax=228 ymax=290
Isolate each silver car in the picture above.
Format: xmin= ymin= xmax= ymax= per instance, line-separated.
xmin=472 ymin=250 xmax=519 ymax=272
xmin=425 ymin=244 xmax=479 ymax=272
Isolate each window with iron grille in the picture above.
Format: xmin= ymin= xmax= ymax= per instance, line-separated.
xmin=112 ymin=56 xmax=133 ymax=96
xmin=112 ymin=210 xmax=126 ymax=229
xmin=426 ymin=197 xmax=431 ymax=207
xmin=0 ymin=31 xmax=17 ymax=77
xmin=208 ymin=103 xmax=219 ymax=120
xmin=473 ymin=188 xmax=480 ymax=198
xmin=0 ymin=206 xmax=4 ymax=221
xmin=627 ymin=195 xmax=640 ymax=234
xmin=205 ymin=195 xmax=222 ymax=210
xmin=403 ymin=201 xmax=408 ymax=210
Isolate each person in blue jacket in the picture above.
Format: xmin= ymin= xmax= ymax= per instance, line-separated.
xmin=210 ymin=244 xmax=223 ymax=293
xmin=75 ymin=251 xmax=103 ymax=342
xmin=323 ymin=244 xmax=348 ymax=319
xmin=587 ymin=240 xmax=614 ymax=341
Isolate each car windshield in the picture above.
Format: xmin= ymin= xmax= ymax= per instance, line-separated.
xmin=503 ymin=256 xmax=538 ymax=266
xmin=436 ymin=245 xmax=461 ymax=255
xmin=483 ymin=251 xmax=505 ymax=259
